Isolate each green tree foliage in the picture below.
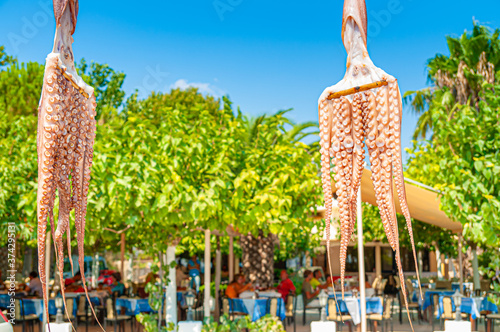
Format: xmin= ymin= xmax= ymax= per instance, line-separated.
xmin=0 ymin=51 xmax=125 ymax=123
xmin=407 ymin=87 xmax=500 ymax=246
xmin=0 ymin=47 xmax=126 ymax=245
xmin=232 ymin=110 xmax=321 ymax=237
xmin=0 ymin=46 xmax=15 ymax=67
xmin=405 ymin=22 xmax=500 ymax=139
xmin=87 ymin=89 xmax=240 ymax=252
xmin=77 ymin=59 xmax=126 ymax=122
xmin=0 ymin=112 xmax=38 ymax=244
xmin=91 ymin=93 xmax=322 ymax=258
xmin=0 ymin=45 xmax=321 ymax=262
xmin=404 ymin=24 xmax=500 ymax=282
xmin=0 ymin=60 xmax=44 ymax=118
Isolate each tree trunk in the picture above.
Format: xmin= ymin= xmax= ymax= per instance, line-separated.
xmin=240 ymin=231 xmax=275 ymax=289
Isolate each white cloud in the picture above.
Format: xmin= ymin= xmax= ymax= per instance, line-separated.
xmin=170 ymin=79 xmax=225 ymax=98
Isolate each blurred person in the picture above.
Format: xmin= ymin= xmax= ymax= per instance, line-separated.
xmin=383 ymin=274 xmax=399 ymax=296
xmin=276 ymin=270 xmax=296 ymax=300
xmin=176 ymin=264 xmax=189 ymax=289
xmin=65 ymin=271 xmax=85 ymax=292
xmin=325 ymin=274 xmax=334 ymax=288
xmin=0 ymin=271 xmax=5 ymax=289
xmin=25 ymin=271 xmax=43 ymax=297
xmin=354 ymin=274 xmax=372 ymax=290
xmin=302 ymin=270 xmax=320 ymax=305
xmin=188 ymin=254 xmax=201 ymax=292
xmin=145 ymin=271 xmax=158 ymax=284
xmin=311 ymin=270 xmax=329 ymax=290
xmin=65 ymin=270 xmax=82 ymax=286
xmin=225 ymin=274 xmax=253 ymax=299
xmin=106 ymin=273 xmax=125 ymax=296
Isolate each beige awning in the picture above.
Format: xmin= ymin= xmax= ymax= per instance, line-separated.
xmin=313 ymin=168 xmax=462 ymax=232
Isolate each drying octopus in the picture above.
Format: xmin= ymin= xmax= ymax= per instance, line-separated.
xmin=37 ymin=0 xmax=101 ymax=328
xmin=318 ymin=0 xmax=421 ymax=326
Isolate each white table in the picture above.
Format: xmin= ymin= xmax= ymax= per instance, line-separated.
xmin=258 ymin=291 xmax=281 ymax=298
xmin=178 ymin=321 xmax=202 ymax=332
xmin=46 ymin=323 xmax=71 ymax=332
xmin=328 ymin=297 xmax=383 ymax=325
xmin=311 ymin=321 xmax=336 ymax=331
xmin=444 ymin=320 xmax=471 ymax=332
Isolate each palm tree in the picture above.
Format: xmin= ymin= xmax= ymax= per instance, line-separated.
xmin=235 ymin=109 xmax=318 ymax=287
xmin=405 ymin=22 xmax=500 ymax=139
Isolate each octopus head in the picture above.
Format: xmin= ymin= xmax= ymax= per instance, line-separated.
xmin=341 ymin=0 xmax=367 ymax=52
xmin=53 ymin=0 xmax=79 ymax=35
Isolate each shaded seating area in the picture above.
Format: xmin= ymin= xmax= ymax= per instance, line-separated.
xmin=283 ymin=294 xmax=297 ymax=332
xmin=104 ymin=295 xmax=134 ymax=332
xmin=326 ymin=298 xmax=352 ymax=332
xmin=367 ymin=296 xmax=394 ymax=332
xmin=14 ymin=298 xmax=40 ymax=332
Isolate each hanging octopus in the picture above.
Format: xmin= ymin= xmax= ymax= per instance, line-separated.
xmin=37 ymin=0 xmax=101 ymax=328
xmin=318 ymin=0 xmax=421 ymax=327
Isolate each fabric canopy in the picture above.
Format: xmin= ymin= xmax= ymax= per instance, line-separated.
xmin=314 ymin=168 xmax=462 ymax=232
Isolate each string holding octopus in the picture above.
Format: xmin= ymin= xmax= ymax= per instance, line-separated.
xmin=318 ymin=0 xmax=422 ymax=329
xmin=37 ymin=0 xmax=102 ymax=329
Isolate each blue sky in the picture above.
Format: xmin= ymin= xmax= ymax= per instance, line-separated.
xmin=1 ymin=0 xmax=500 ymax=160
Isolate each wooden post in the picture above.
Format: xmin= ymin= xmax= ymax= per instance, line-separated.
xmin=158 ymin=252 xmax=164 ymax=329
xmin=120 ymin=233 xmax=125 ymax=279
xmin=375 ymin=244 xmax=381 ymax=278
xmin=436 ymin=244 xmax=443 ymax=279
xmin=472 ymin=244 xmax=480 ymax=291
xmin=215 ymin=237 xmax=221 ymax=321
xmin=165 ymin=246 xmax=177 ymax=325
xmin=229 ymin=236 xmax=234 ymax=282
xmin=235 ymin=256 xmax=240 ymax=274
xmin=204 ymin=229 xmax=211 ymax=318
xmin=458 ymin=234 xmax=463 ymax=293
xmin=418 ymin=250 xmax=423 ymax=278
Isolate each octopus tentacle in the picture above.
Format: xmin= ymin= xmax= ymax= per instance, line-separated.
xmin=73 ymin=93 xmax=102 ymax=329
xmin=388 ymin=81 xmax=423 ymax=298
xmin=37 ymin=57 xmax=60 ymax=326
xmin=317 ymin=1 xmax=418 ymax=329
xmin=337 ymin=97 xmax=355 ymax=299
xmin=375 ymin=86 xmax=398 ymax=243
xmin=67 ymin=225 xmax=74 ymax=274
xmin=319 ymin=96 xmax=343 ymax=314
xmin=370 ymin=88 xmax=397 ymax=249
xmin=37 ymin=1 xmax=103 ymax=329
xmin=349 ymin=93 xmax=365 ymax=250
xmin=395 ymin=246 xmax=414 ymax=331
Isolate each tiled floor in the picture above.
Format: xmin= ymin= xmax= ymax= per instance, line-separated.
xmin=11 ymin=311 xmax=494 ymax=332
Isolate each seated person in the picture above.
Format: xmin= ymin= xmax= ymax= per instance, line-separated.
xmin=325 ymin=274 xmax=334 ymax=288
xmin=302 ymin=270 xmax=320 ymax=306
xmin=111 ymin=273 xmax=126 ymax=296
xmin=65 ymin=271 xmax=83 ymax=291
xmin=145 ymin=271 xmax=158 ymax=285
xmin=138 ymin=271 xmax=159 ymax=298
xmin=0 ymin=271 xmax=5 ymax=290
xmin=225 ymin=274 xmax=253 ymax=299
xmin=276 ymin=270 xmax=296 ymax=300
xmin=25 ymin=271 xmax=43 ymax=297
xmin=188 ymin=255 xmax=201 ymax=292
xmin=310 ymin=270 xmax=329 ymax=291
xmin=96 ymin=281 xmax=105 ymax=291
xmin=383 ymin=274 xmax=399 ymax=296
xmin=176 ymin=264 xmax=189 ymax=289
xmin=353 ymin=274 xmax=373 ymax=290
